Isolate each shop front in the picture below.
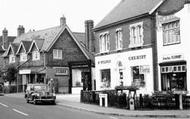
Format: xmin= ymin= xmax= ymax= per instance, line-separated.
xmin=159 ymin=54 xmax=187 ymax=93
xmin=95 ymin=48 xmax=154 ymax=95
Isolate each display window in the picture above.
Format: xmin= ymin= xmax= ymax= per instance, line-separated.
xmin=100 ymin=69 xmax=111 ymax=88
xmin=131 ymin=66 xmax=145 ymax=87
xmin=161 ymin=64 xmax=187 ymax=91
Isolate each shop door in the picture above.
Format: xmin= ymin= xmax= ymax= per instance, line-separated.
xmin=82 ymin=72 xmax=91 ymax=91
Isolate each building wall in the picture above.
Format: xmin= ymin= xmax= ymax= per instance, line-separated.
xmin=156 ymin=4 xmax=190 ymax=93
xmin=95 ymin=17 xmax=154 ymax=53
xmin=47 ymin=29 xmax=87 ymax=67
xmin=95 ymin=48 xmax=153 ymax=95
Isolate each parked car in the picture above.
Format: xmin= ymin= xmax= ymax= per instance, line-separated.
xmin=0 ymin=84 xmax=4 ymax=96
xmin=25 ymin=84 xmax=56 ymax=104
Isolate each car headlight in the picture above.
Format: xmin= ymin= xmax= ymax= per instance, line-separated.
xmin=36 ymin=93 xmax=40 ymax=97
xmin=52 ymin=93 xmax=56 ymax=96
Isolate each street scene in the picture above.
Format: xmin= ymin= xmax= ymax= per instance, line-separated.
xmin=1 ymin=0 xmax=190 ymax=118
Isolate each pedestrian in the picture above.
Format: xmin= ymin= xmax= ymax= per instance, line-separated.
xmin=48 ymin=78 xmax=55 ymax=93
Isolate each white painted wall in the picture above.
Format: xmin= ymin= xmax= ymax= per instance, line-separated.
xmin=156 ymin=4 xmax=190 ymax=93
xmin=95 ymin=48 xmax=154 ymax=95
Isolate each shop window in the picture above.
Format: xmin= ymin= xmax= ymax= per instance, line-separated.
xmin=131 ymin=66 xmax=145 ymax=87
xmin=129 ymin=22 xmax=144 ymax=48
xmin=100 ymin=69 xmax=111 ymax=88
xmin=162 ymin=20 xmax=180 ymax=46
xmin=161 ymin=65 xmax=187 ymax=91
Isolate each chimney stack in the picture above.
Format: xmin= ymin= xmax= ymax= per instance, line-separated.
xmin=85 ymin=20 xmax=95 ymax=52
xmin=60 ymin=15 xmax=66 ymax=26
xmin=2 ymin=28 xmax=8 ymax=49
xmin=17 ymin=25 xmax=25 ymax=36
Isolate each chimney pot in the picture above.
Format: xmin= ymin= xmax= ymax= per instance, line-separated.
xmin=17 ymin=25 xmax=25 ymax=36
xmin=60 ymin=15 xmax=66 ymax=26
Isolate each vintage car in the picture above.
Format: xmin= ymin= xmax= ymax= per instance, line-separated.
xmin=0 ymin=84 xmax=4 ymax=96
xmin=25 ymin=84 xmax=56 ymax=104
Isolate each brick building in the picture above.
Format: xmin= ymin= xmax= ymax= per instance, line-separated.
xmin=94 ymin=0 xmax=190 ymax=95
xmin=3 ymin=16 xmax=95 ymax=94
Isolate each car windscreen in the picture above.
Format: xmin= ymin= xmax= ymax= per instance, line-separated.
xmin=34 ymin=85 xmax=47 ymax=91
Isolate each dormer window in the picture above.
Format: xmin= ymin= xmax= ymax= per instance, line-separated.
xmin=9 ymin=54 xmax=15 ymax=63
xmin=99 ymin=32 xmax=110 ymax=53
xmin=129 ymin=22 xmax=144 ymax=48
xmin=115 ymin=28 xmax=123 ymax=50
xmin=32 ymin=51 xmax=40 ymax=61
xmin=20 ymin=53 xmax=27 ymax=62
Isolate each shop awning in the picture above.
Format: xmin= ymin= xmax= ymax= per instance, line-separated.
xmin=159 ymin=60 xmax=186 ymax=66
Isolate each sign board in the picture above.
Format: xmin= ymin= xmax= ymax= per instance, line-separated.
xmin=162 ymin=54 xmax=184 ymax=62
xmin=54 ymin=67 xmax=69 ymax=75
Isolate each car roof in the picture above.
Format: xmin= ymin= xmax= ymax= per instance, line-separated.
xmin=27 ymin=83 xmax=47 ymax=86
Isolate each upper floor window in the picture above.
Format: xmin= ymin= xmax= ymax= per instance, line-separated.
xmin=99 ymin=32 xmax=110 ymax=53
xmin=9 ymin=54 xmax=15 ymax=63
xmin=129 ymin=22 xmax=144 ymax=48
xmin=32 ymin=51 xmax=40 ymax=61
xmin=20 ymin=53 xmax=27 ymax=62
xmin=116 ymin=28 xmax=123 ymax=50
xmin=162 ymin=20 xmax=180 ymax=46
xmin=53 ymin=49 xmax=62 ymax=59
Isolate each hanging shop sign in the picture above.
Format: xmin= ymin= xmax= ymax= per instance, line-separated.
xmin=162 ymin=54 xmax=183 ymax=62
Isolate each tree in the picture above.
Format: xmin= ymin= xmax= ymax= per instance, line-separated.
xmin=3 ymin=66 xmax=17 ymax=84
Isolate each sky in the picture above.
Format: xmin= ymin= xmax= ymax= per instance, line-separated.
xmin=0 ymin=0 xmax=119 ymax=36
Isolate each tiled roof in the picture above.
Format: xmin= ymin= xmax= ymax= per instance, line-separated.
xmin=95 ymin=0 xmax=163 ymax=29
xmin=22 ymin=41 xmax=32 ymax=52
xmin=11 ymin=43 xmax=19 ymax=54
xmin=73 ymin=32 xmax=85 ymax=44
xmin=13 ymin=26 xmax=64 ymax=51
xmin=73 ymin=32 xmax=94 ymax=63
xmin=0 ymin=36 xmax=16 ymax=49
xmin=34 ymin=39 xmax=44 ymax=50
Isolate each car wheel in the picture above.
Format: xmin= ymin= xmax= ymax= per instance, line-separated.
xmin=52 ymin=101 xmax=56 ymax=105
xmin=34 ymin=99 xmax=37 ymax=105
xmin=26 ymin=98 xmax=29 ymax=103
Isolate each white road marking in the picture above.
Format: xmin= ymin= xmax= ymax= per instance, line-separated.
xmin=0 ymin=102 xmax=9 ymax=107
xmin=12 ymin=108 xmax=29 ymax=116
xmin=109 ymin=116 xmax=118 ymax=119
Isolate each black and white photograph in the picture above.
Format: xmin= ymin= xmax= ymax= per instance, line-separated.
xmin=0 ymin=0 xmax=190 ymax=119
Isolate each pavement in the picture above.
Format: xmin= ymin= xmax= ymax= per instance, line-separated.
xmin=4 ymin=93 xmax=190 ymax=118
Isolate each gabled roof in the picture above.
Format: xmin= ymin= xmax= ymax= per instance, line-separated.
xmin=3 ymin=43 xmax=19 ymax=57
xmin=16 ymin=41 xmax=32 ymax=54
xmin=13 ymin=24 xmax=93 ymax=60
xmin=28 ymin=39 xmax=44 ymax=53
xmin=95 ymin=0 xmax=163 ymax=30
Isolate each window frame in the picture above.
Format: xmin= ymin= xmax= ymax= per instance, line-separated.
xmin=115 ymin=28 xmax=123 ymax=50
xmin=53 ymin=49 xmax=62 ymax=59
xmin=129 ymin=22 xmax=144 ymax=48
xmin=99 ymin=32 xmax=110 ymax=53
xmin=20 ymin=52 xmax=27 ymax=62
xmin=9 ymin=54 xmax=16 ymax=64
xmin=32 ymin=50 xmax=40 ymax=61
xmin=162 ymin=20 xmax=180 ymax=46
